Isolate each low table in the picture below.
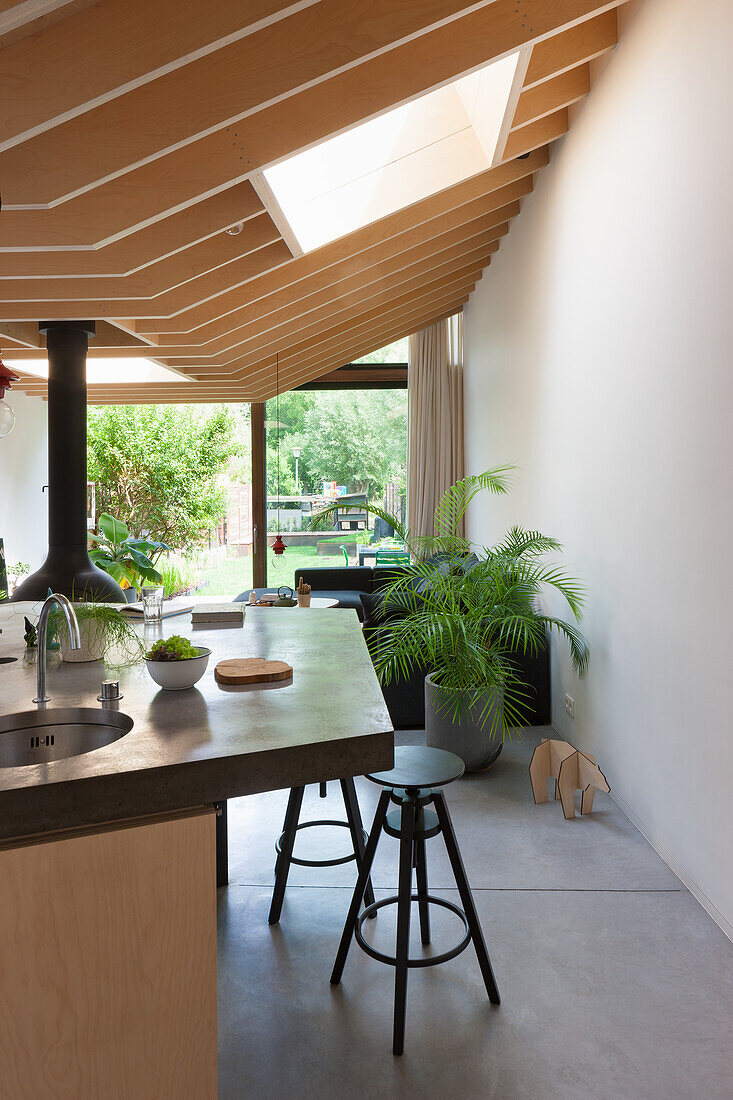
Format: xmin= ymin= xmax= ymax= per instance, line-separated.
xmin=256 ymin=595 xmax=338 ymax=609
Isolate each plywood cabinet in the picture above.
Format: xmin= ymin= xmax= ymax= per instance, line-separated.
xmin=0 ymin=809 xmax=217 ymax=1099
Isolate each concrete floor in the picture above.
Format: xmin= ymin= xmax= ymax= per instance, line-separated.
xmin=217 ymin=728 xmax=733 ymax=1099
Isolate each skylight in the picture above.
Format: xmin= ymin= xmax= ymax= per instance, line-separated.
xmin=11 ymin=358 xmax=190 ymax=384
xmin=263 ymin=53 xmax=520 ymax=254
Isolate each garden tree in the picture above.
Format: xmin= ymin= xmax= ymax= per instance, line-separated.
xmin=266 ymin=440 xmax=299 ymax=497
xmin=352 ymin=336 xmax=408 ymax=364
xmin=299 ymin=390 xmax=407 ymax=500
xmin=266 ymin=389 xmax=316 ymax=437
xmin=265 ymin=389 xmax=315 ymax=495
xmin=228 ymin=403 xmax=252 ymax=484
xmin=87 ymin=404 xmax=238 ymax=551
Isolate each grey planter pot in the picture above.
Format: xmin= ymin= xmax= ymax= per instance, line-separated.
xmin=424 ymin=674 xmax=503 ymax=773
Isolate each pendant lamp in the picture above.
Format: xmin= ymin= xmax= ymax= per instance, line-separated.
xmin=272 ymin=353 xmax=286 ymax=555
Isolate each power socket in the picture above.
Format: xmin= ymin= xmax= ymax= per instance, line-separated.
xmin=564 ymin=693 xmax=575 ymax=719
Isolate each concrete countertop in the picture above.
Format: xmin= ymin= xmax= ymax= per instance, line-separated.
xmin=0 ymin=603 xmax=394 ymax=841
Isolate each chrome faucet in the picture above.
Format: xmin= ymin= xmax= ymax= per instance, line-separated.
xmin=34 ymin=593 xmax=81 ymax=704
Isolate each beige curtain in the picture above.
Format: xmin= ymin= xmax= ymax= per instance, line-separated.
xmin=406 ymin=312 xmax=464 ymax=539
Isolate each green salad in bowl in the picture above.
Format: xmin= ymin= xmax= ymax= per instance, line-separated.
xmin=145 ymin=634 xmax=210 ymax=690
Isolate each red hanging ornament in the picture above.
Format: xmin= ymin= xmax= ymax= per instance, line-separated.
xmin=0 ymin=355 xmax=20 ymax=399
xmin=0 ymin=354 xmax=20 ymax=439
xmin=271 ymin=534 xmax=286 ymax=555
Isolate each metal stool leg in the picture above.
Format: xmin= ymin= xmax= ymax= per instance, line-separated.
xmin=433 ymin=791 xmax=500 ymax=1004
xmin=268 ymin=786 xmax=305 ymax=925
xmin=215 ymin=800 xmax=228 ymax=888
xmin=331 ymin=789 xmax=391 ymax=984
xmin=414 ymin=804 xmax=431 ymax=945
xmin=393 ymin=793 xmax=416 ymax=1055
xmin=340 ymin=777 xmax=376 ymax=912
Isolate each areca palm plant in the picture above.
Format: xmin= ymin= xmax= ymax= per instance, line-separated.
xmin=311 ymin=468 xmax=588 ymax=750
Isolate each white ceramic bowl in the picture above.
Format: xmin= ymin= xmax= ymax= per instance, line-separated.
xmin=145 ymin=647 xmax=211 ymax=690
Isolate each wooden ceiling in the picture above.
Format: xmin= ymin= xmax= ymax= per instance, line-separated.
xmin=0 ymin=0 xmax=625 ymax=404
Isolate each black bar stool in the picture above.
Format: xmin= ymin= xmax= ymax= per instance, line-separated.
xmin=331 ymin=745 xmax=500 ymax=1055
xmin=268 ymin=778 xmax=376 ymax=924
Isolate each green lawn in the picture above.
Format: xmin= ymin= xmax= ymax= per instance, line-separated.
xmin=196 ymin=545 xmax=348 ymax=598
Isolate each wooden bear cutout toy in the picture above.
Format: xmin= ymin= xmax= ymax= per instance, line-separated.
xmin=529 ymin=738 xmax=610 ymax=820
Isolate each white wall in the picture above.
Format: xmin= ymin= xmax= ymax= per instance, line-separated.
xmin=0 ymin=392 xmax=48 ymax=578
xmin=463 ymin=0 xmax=733 ymax=935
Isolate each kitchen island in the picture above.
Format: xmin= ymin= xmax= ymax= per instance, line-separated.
xmin=0 ymin=604 xmax=393 ymax=1098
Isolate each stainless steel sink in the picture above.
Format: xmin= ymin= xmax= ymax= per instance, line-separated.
xmin=0 ymin=708 xmax=133 ymax=768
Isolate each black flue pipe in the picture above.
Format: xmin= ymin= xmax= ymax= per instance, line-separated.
xmin=12 ymin=320 xmax=125 ymax=602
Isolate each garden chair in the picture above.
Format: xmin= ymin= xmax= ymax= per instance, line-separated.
xmin=374 ymin=549 xmax=410 ymax=566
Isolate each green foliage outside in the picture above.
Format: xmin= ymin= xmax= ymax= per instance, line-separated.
xmin=266 ymin=388 xmax=407 ymax=501
xmin=89 ymin=511 xmax=171 ymax=590
xmin=352 ymin=337 xmax=408 ymax=364
xmin=87 ymin=404 xmax=239 ymax=551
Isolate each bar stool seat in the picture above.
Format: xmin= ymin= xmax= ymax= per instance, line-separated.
xmin=268 ymin=778 xmax=375 ymax=924
xmin=331 ymin=745 xmax=501 ymax=1055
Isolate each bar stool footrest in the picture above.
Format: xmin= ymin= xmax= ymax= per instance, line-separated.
xmin=276 ymin=819 xmax=368 ymax=868
xmin=354 ymin=894 xmax=470 ymax=968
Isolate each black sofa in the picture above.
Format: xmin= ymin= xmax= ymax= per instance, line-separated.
xmin=237 ymin=565 xmax=550 ymax=730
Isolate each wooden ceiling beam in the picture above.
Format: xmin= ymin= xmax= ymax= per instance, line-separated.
xmin=511 ymin=64 xmax=590 ymax=129
xmin=149 ymin=184 xmax=530 ymax=344
xmin=0 ymin=0 xmax=503 ymax=205
xmin=0 ymin=0 xmax=305 ymax=148
xmin=0 ymin=157 xmax=536 ymax=322
xmin=182 ymin=245 xmax=499 ymax=375
xmin=0 ymin=239 xmax=295 ymax=320
xmin=248 ymin=296 xmax=471 ymax=399
xmin=1 ymin=213 xmax=507 ymax=360
xmin=155 ymin=215 xmax=511 ymax=358
xmin=133 ymin=153 xmax=545 ymax=334
xmin=523 ymin=8 xmax=618 ymax=88
xmin=0 ymin=320 xmax=42 ymax=346
xmin=16 ymin=303 xmax=464 ymax=403
xmin=0 ymin=183 xmax=263 ymax=278
xmin=0 ymin=213 xmax=283 ymax=301
xmin=503 ymin=108 xmax=569 ymax=160
xmin=198 ymin=275 xmax=479 ymax=386
xmin=0 ymin=1 xmax=623 ymax=248
xmin=170 ymin=280 xmax=474 ymax=390
xmin=0 ymin=1 xmax=98 ymax=51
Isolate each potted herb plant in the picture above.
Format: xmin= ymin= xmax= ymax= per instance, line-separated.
xmin=312 ymin=469 xmax=589 ymax=770
xmin=50 ymin=603 xmax=146 ymax=665
xmin=145 ymin=635 xmax=211 ymax=690
xmin=89 ymin=512 xmax=171 ymax=601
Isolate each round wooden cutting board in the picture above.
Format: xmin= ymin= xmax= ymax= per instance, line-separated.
xmin=214 ymin=658 xmax=293 ymax=685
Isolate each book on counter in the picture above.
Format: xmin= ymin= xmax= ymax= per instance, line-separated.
xmin=190 ymin=603 xmax=245 ymax=624
xmin=119 ymin=598 xmax=194 ymax=619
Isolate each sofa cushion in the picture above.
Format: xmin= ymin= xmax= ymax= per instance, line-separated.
xmin=295 ymin=566 xmax=373 ymax=594
xmin=360 ymin=591 xmax=389 ymax=625
xmin=372 ymin=565 xmax=411 ymax=590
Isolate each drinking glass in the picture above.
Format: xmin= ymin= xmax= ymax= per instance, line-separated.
xmin=141 ymin=586 xmax=164 ymax=622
